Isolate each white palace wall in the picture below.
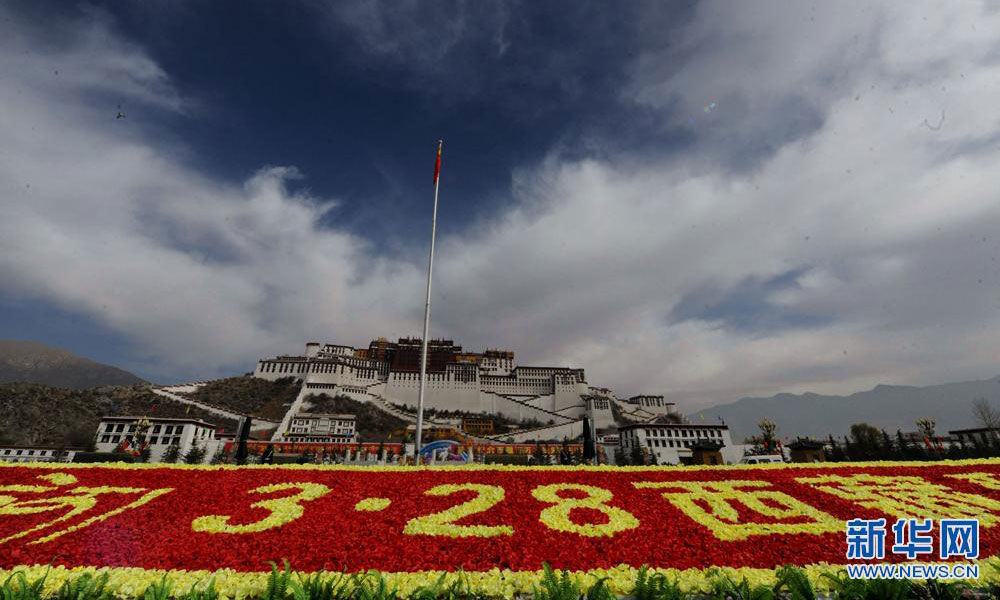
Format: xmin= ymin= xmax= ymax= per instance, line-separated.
xmin=386 ymin=371 xmax=482 ymax=412
xmin=254 ymin=343 xmax=655 ymax=435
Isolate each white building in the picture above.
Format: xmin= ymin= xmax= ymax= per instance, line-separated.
xmin=947 ymin=427 xmax=998 ymax=447
xmin=0 ymin=446 xmax=79 ymax=463
xmin=94 ymin=416 xmax=222 ymax=463
xmin=283 ymin=413 xmax=356 ymax=443
xmin=625 ymin=395 xmax=676 ymax=415
xmin=255 ymin=339 xmax=624 ymax=440
xmin=619 ymin=421 xmax=744 ymax=465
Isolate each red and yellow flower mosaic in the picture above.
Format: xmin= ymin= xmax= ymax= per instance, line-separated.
xmin=2 ymin=460 xmax=1000 ymax=596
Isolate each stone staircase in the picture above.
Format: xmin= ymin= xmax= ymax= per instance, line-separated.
xmin=153 ymin=385 xmax=279 ymax=432
xmin=364 ymin=392 xmax=497 ymax=445
xmin=480 ymin=390 xmax=576 ymax=424
xmin=610 ymin=397 xmax=658 ymax=422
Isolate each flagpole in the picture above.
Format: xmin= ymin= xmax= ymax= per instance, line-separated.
xmin=415 ymin=140 xmax=443 ymax=460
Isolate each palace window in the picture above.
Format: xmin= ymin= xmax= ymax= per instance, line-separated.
xmin=101 ymin=435 xmax=110 ymax=443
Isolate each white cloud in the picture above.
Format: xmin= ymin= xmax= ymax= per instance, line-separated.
xmin=3 ymin=2 xmax=1000 ymax=413
xmin=0 ymin=7 xmax=425 ymax=380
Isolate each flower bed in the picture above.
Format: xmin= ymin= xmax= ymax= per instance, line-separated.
xmin=1 ymin=460 xmax=1000 ymax=596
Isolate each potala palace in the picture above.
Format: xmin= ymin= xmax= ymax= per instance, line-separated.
xmin=254 ymin=337 xmax=679 ymax=444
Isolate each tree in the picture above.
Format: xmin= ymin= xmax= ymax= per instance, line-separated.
xmin=849 ymin=423 xmax=881 ymax=460
xmin=896 ymin=430 xmax=913 ymax=460
xmin=532 ymin=442 xmax=546 ymax=466
xmin=183 ymin=443 xmax=206 ymax=464
xmin=915 ymin=418 xmax=936 ymax=440
xmin=559 ymin=437 xmax=572 ymax=465
xmin=880 ymin=430 xmax=895 ymax=460
xmin=756 ymin=419 xmax=778 ymax=453
xmin=973 ymin=398 xmax=1000 ymax=443
xmin=209 ymin=446 xmax=229 ymax=465
xmin=613 ymin=447 xmax=628 ymax=466
xmin=629 ymin=443 xmax=644 ymax=466
xmin=162 ymin=443 xmax=181 ymax=464
xmin=827 ymin=435 xmax=845 ymax=462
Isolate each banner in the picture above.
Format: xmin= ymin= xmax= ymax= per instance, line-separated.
xmin=224 ymin=442 xmax=404 ymax=456
xmin=1 ymin=461 xmax=999 ymax=593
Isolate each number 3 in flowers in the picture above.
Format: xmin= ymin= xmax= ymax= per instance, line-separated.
xmin=192 ymin=483 xmax=330 ymax=534
xmin=532 ymin=484 xmax=639 ymax=537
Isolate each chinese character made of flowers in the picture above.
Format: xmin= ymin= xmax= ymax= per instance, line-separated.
xmin=797 ymin=474 xmax=1000 ymax=526
xmin=633 ymin=480 xmax=841 ymax=541
xmin=0 ymin=472 xmax=173 ymax=545
xmin=945 ymin=471 xmax=1000 ymax=491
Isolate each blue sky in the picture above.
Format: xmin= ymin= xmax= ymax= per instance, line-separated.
xmin=2 ymin=1 xmax=1000 ymax=409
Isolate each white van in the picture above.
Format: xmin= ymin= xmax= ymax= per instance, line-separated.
xmin=739 ymin=455 xmax=785 ymax=465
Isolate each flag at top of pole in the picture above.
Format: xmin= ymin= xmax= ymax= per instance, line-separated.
xmin=433 ymin=140 xmax=443 ymax=185
xmin=415 ymin=140 xmax=443 ymax=460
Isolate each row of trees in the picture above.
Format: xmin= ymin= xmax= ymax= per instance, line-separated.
xmin=826 ymin=420 xmax=1000 ymax=462
xmin=114 ymin=441 xmax=209 ymax=463
xmin=746 ymin=398 xmax=1000 ymax=462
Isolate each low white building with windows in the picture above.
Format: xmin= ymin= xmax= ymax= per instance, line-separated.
xmin=94 ymin=416 xmax=221 ymax=463
xmin=0 ymin=446 xmax=79 ymax=463
xmin=947 ymin=427 xmax=998 ymax=447
xmin=282 ymin=413 xmax=356 ymax=443
xmin=619 ymin=421 xmax=744 ymax=464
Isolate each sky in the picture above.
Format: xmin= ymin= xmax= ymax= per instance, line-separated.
xmin=2 ymin=1 xmax=1000 ymax=410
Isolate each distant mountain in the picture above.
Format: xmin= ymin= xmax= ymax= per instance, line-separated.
xmin=0 ymin=340 xmax=146 ymax=389
xmin=689 ymin=375 xmax=1000 ymax=442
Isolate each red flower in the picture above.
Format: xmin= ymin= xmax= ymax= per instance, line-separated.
xmin=0 ymin=461 xmax=997 ymax=574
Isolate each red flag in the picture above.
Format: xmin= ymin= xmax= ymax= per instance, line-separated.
xmin=433 ymin=140 xmax=442 ymax=185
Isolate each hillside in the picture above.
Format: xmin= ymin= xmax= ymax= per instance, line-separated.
xmin=177 ymin=376 xmax=301 ymax=421
xmin=0 ymin=340 xmax=146 ymax=389
xmin=303 ymin=393 xmax=407 ymax=442
xmin=0 ymin=383 xmax=237 ymax=447
xmin=690 ymin=374 xmax=1000 ymax=441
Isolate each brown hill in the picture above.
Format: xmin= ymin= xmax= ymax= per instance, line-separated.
xmin=0 ymin=382 xmax=237 ymax=447
xmin=176 ymin=376 xmax=301 ymax=421
xmin=0 ymin=340 xmax=146 ymax=389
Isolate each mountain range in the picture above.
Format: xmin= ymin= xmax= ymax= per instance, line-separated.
xmin=0 ymin=340 xmax=146 ymax=389
xmin=2 ymin=338 xmax=997 ymax=445
xmin=690 ymin=376 xmax=1000 ymax=442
